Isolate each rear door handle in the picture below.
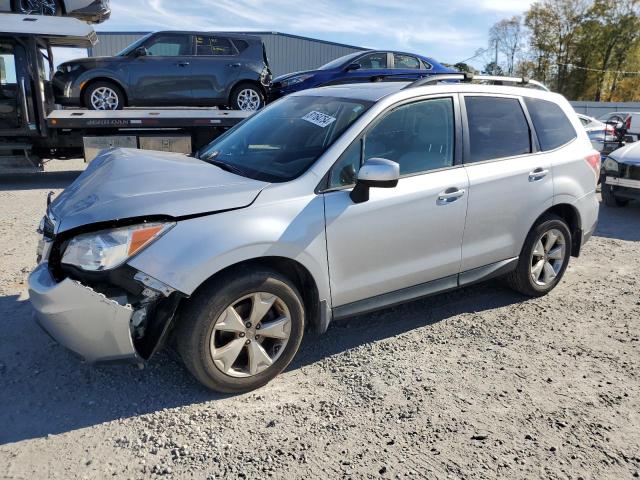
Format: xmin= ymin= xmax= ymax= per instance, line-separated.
xmin=529 ymin=167 xmax=549 ymax=181
xmin=176 ymin=62 xmax=190 ymax=67
xmin=437 ymin=187 xmax=466 ymax=205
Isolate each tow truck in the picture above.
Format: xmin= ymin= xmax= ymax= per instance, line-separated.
xmin=0 ymin=14 xmax=250 ymax=173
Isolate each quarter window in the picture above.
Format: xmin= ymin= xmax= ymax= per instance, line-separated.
xmin=525 ymin=97 xmax=577 ymax=151
xmin=196 ymin=36 xmax=235 ymax=56
xmin=393 ymin=54 xmax=420 ymax=69
xmin=327 ymin=97 xmax=455 ymax=188
xmin=357 ymin=52 xmax=387 ymax=69
xmin=145 ymin=35 xmax=191 ymax=56
xmin=465 ymin=96 xmax=531 ymax=163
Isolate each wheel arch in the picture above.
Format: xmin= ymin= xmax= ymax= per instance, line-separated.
xmin=539 ymin=203 xmax=582 ymax=257
xmin=80 ymin=77 xmax=129 ymax=107
xmin=183 ymin=256 xmax=323 ymax=334
xmin=228 ymin=79 xmax=266 ymax=105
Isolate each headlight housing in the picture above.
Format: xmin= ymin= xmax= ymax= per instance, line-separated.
xmin=281 ymin=73 xmax=314 ymax=88
xmin=61 ymin=222 xmax=174 ymax=271
xmin=603 ymin=157 xmax=619 ymax=173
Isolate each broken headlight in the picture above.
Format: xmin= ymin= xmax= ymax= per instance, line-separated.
xmin=61 ymin=222 xmax=174 ymax=271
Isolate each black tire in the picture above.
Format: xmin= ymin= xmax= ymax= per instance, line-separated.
xmin=82 ymin=81 xmax=125 ymax=111
xmin=506 ymin=214 xmax=572 ymax=297
xmin=601 ymin=182 xmax=629 ymax=207
xmin=176 ymin=268 xmax=305 ymax=393
xmin=13 ymin=0 xmax=61 ymax=15
xmin=229 ymin=83 xmax=265 ymax=111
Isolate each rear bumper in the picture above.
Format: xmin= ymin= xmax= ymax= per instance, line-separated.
xmin=28 ymin=263 xmax=139 ymax=363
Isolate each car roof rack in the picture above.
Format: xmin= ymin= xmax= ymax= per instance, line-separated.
xmin=404 ymin=73 xmax=550 ymax=91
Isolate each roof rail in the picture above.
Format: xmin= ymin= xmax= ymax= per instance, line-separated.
xmin=404 ymin=73 xmax=550 ymax=91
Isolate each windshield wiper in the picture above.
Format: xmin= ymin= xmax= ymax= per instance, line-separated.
xmin=206 ymin=158 xmax=248 ymax=177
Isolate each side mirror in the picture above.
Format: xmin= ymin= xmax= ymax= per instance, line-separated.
xmin=345 ymin=62 xmax=361 ymax=72
xmin=135 ymin=47 xmax=148 ymax=57
xmin=350 ymin=158 xmax=399 ymax=204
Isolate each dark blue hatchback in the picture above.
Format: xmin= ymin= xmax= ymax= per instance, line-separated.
xmin=269 ymin=50 xmax=457 ymax=101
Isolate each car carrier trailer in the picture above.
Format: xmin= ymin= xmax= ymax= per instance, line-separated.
xmin=0 ymin=14 xmax=250 ymax=174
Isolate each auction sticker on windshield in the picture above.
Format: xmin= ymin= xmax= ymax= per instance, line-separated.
xmin=302 ymin=111 xmax=337 ymax=128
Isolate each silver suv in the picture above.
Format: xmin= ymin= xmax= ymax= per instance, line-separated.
xmin=29 ymin=75 xmax=600 ymax=393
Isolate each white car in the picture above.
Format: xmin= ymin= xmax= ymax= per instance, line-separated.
xmin=0 ymin=0 xmax=110 ymax=23
xmin=577 ymin=113 xmax=618 ymax=154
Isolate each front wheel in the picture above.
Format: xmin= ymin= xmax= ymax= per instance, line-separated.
xmin=176 ymin=268 xmax=305 ymax=393
xmin=83 ymin=82 xmax=124 ymax=111
xmin=229 ymin=83 xmax=264 ymax=112
xmin=506 ymin=214 xmax=571 ymax=297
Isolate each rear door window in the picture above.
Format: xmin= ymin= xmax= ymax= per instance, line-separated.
xmin=195 ymin=36 xmax=235 ymax=56
xmin=464 ymin=96 xmax=531 ymax=163
xmin=524 ymin=97 xmax=576 ymax=151
xmin=393 ymin=54 xmax=420 ymax=69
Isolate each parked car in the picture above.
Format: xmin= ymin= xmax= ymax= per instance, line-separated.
xmin=268 ymin=50 xmax=456 ymax=101
xmin=601 ymin=141 xmax=640 ymax=207
xmin=577 ymin=113 xmax=619 ymax=155
xmin=0 ymin=0 xmax=110 ymax=23
xmin=52 ymin=31 xmax=272 ymax=111
xmin=597 ymin=111 xmax=640 ymax=142
xmin=29 ymin=78 xmax=600 ymax=393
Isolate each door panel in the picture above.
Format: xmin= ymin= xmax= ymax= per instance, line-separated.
xmin=325 ymin=168 xmax=469 ymax=307
xmin=460 ymin=95 xmax=553 ymax=271
xmin=128 ymin=34 xmax=193 ymax=105
xmin=189 ymin=35 xmax=240 ymax=103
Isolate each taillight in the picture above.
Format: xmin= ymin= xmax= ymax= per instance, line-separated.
xmin=585 ymin=151 xmax=601 ymax=184
xmin=626 ymin=116 xmax=632 ymax=130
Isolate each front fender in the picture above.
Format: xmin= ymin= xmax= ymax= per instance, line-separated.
xmin=127 ymin=194 xmax=331 ymax=308
xmin=72 ymin=69 xmax=130 ymax=101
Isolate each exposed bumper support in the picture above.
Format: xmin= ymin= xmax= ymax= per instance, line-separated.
xmin=28 ymin=262 xmax=139 ymax=363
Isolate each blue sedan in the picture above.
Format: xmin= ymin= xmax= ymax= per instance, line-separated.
xmin=269 ymin=50 xmax=457 ymax=101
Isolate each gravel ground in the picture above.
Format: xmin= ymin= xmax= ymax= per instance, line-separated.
xmin=0 ymin=159 xmax=639 ymax=479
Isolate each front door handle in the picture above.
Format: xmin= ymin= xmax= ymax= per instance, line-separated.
xmin=529 ymin=167 xmax=549 ymax=181
xmin=228 ymin=63 xmax=241 ymax=68
xmin=176 ymin=62 xmax=190 ymax=67
xmin=437 ymin=187 xmax=466 ymax=205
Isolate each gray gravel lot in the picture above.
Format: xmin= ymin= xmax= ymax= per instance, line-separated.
xmin=0 ymin=159 xmax=639 ymax=479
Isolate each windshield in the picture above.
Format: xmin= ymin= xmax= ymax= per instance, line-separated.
xmin=117 ymin=33 xmax=153 ymax=56
xmin=198 ymin=95 xmax=372 ymax=182
xmin=318 ymin=52 xmax=363 ymax=70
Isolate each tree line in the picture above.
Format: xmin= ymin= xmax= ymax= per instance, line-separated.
xmin=454 ymin=0 xmax=640 ymax=101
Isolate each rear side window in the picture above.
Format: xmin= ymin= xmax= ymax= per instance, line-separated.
xmin=393 ymin=54 xmax=420 ymax=69
xmin=196 ymin=36 xmax=235 ymax=56
xmin=232 ymin=39 xmax=249 ymax=53
xmin=465 ymin=96 xmax=531 ymax=163
xmin=525 ymin=97 xmax=576 ymax=151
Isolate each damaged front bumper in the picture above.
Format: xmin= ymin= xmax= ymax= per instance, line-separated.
xmin=29 ymin=262 xmax=140 ymax=363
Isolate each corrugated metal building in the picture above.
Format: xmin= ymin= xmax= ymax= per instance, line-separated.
xmin=89 ymin=31 xmax=366 ymax=77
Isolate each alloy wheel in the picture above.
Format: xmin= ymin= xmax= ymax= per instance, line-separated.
xmin=18 ymin=0 xmax=57 ymax=15
xmin=90 ymin=87 xmax=119 ymax=110
xmin=236 ymin=89 xmax=261 ymax=111
xmin=210 ymin=292 xmax=291 ymax=378
xmin=530 ymin=228 xmax=566 ymax=286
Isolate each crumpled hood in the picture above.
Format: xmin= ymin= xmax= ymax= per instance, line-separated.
xmin=609 ymin=141 xmax=640 ymax=165
xmin=50 ymin=148 xmax=268 ymax=233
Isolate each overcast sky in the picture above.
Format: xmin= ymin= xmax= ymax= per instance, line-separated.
xmin=56 ymin=0 xmax=535 ymax=68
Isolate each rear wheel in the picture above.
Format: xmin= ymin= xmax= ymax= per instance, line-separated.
xmin=83 ymin=81 xmax=125 ymax=111
xmin=14 ymin=0 xmax=60 ymax=15
xmin=602 ymin=182 xmax=629 ymax=207
xmin=229 ymin=83 xmax=264 ymax=112
xmin=507 ymin=214 xmax=571 ymax=297
xmin=176 ymin=268 xmax=305 ymax=393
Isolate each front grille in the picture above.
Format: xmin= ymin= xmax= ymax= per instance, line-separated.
xmin=626 ymin=164 xmax=640 ymax=181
